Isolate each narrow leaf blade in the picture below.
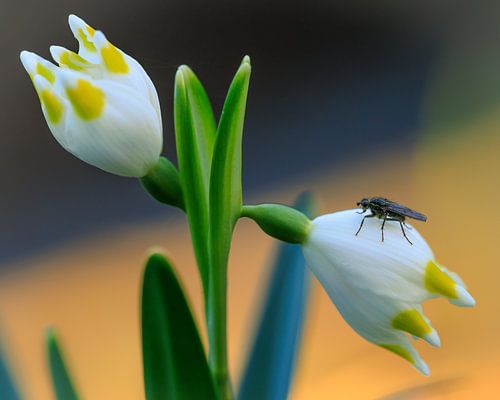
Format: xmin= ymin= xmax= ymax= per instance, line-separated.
xmin=141 ymin=253 xmax=216 ymax=400
xmin=238 ymin=193 xmax=314 ymax=400
xmin=209 ymin=56 xmax=251 ymax=274
xmin=0 ymin=342 xmax=21 ymax=400
xmin=174 ymin=66 xmax=217 ymax=296
xmin=46 ymin=329 xmax=79 ymax=400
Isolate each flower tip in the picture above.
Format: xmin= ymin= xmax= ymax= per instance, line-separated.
xmin=414 ymin=358 xmax=430 ymax=376
xmin=68 ymin=14 xmax=86 ymax=30
xmin=450 ymin=286 xmax=476 ymax=307
xmin=425 ymin=329 xmax=441 ymax=348
xmin=49 ymin=45 xmax=64 ymax=62
xmin=19 ymin=50 xmax=36 ymax=72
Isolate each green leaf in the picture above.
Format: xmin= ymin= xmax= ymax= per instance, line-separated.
xmin=207 ymin=56 xmax=251 ymax=381
xmin=141 ymin=253 xmax=216 ymax=400
xmin=46 ymin=328 xmax=79 ymax=400
xmin=0 ymin=340 xmax=21 ymax=400
xmin=174 ymin=65 xmax=217 ymax=298
xmin=238 ymin=193 xmax=314 ymax=400
xmin=209 ymin=55 xmax=251 ymax=275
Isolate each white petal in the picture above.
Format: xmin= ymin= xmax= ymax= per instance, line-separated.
xmin=450 ymin=286 xmax=476 ymax=307
xmin=56 ymin=72 xmax=162 ymax=177
xmin=32 ymin=75 xmax=71 ymax=148
xmin=305 ymin=210 xmax=434 ymax=303
xmin=49 ymin=45 xmax=103 ymax=79
xmin=20 ymin=51 xmax=58 ymax=83
xmin=68 ymin=14 xmax=100 ymax=63
xmin=91 ymin=31 xmax=162 ymax=126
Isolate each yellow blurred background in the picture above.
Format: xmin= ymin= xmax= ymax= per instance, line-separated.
xmin=0 ymin=121 xmax=498 ymax=398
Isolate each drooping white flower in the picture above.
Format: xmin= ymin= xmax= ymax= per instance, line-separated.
xmin=20 ymin=15 xmax=162 ymax=177
xmin=302 ymin=209 xmax=475 ymax=375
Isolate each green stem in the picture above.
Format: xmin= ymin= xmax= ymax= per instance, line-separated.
xmin=208 ymin=264 xmax=231 ymax=399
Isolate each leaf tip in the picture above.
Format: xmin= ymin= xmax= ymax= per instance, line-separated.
xmin=175 ymin=65 xmax=188 ymax=86
xmin=239 ymin=55 xmax=252 ymax=75
xmin=145 ymin=248 xmax=168 ymax=264
xmin=45 ymin=326 xmax=57 ymax=345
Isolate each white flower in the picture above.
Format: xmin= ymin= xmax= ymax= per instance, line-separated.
xmin=302 ymin=209 xmax=475 ymax=375
xmin=20 ymin=15 xmax=162 ymax=177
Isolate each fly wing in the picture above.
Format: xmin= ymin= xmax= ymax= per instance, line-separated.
xmin=386 ymin=202 xmax=427 ymax=221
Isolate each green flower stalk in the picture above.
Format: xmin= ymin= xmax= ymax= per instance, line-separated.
xmin=240 ymin=203 xmax=312 ymax=243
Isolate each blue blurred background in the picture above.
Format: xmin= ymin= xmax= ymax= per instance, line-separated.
xmin=0 ymin=0 xmax=446 ymax=264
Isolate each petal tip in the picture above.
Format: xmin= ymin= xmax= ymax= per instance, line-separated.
xmin=415 ymin=358 xmax=430 ymax=376
xmin=68 ymin=14 xmax=85 ymax=30
xmin=19 ymin=50 xmax=37 ymax=72
xmin=425 ymin=329 xmax=441 ymax=348
xmin=451 ymin=286 xmax=476 ymax=307
xmin=49 ymin=45 xmax=64 ymax=62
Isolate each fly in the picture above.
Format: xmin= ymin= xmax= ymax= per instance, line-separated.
xmin=355 ymin=197 xmax=427 ymax=245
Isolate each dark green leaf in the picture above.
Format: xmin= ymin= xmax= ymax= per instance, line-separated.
xmin=46 ymin=328 xmax=79 ymax=400
xmin=238 ymin=193 xmax=314 ymax=400
xmin=141 ymin=253 xmax=216 ymax=400
xmin=174 ymin=65 xmax=216 ymax=298
xmin=0 ymin=340 xmax=21 ymax=400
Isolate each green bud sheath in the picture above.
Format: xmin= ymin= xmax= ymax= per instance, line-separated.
xmin=140 ymin=157 xmax=185 ymax=210
xmin=241 ymin=203 xmax=312 ymax=244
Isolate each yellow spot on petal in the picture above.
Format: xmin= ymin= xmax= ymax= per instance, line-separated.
xmin=379 ymin=343 xmax=414 ymax=364
xmin=101 ymin=44 xmax=128 ymax=74
xmin=77 ymin=29 xmax=96 ymax=52
xmin=59 ymin=51 xmax=91 ymax=71
xmin=66 ymin=79 xmax=105 ymax=120
xmin=36 ymin=63 xmax=55 ymax=84
xmin=392 ymin=309 xmax=432 ymax=338
xmin=40 ymin=90 xmax=63 ymax=124
xmin=86 ymin=25 xmax=95 ymax=37
xmin=425 ymin=260 xmax=458 ymax=299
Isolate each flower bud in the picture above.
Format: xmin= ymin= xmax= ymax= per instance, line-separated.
xmin=20 ymin=15 xmax=162 ymax=177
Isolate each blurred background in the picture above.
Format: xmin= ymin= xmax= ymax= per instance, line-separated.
xmin=0 ymin=0 xmax=498 ymax=398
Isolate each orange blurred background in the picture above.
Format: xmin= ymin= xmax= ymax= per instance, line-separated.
xmin=1 ymin=1 xmax=499 ymax=398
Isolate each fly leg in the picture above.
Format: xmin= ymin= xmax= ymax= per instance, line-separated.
xmin=355 ymin=214 xmax=374 ymax=236
xmin=399 ymin=222 xmax=413 ymax=245
xmin=382 ymin=218 xmax=413 ymax=244
xmin=383 ymin=217 xmax=413 ymax=245
xmin=380 ymin=215 xmax=387 ymax=242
